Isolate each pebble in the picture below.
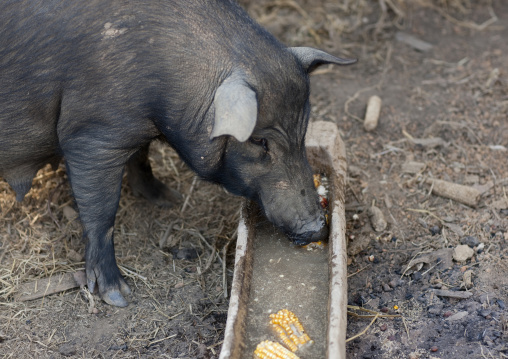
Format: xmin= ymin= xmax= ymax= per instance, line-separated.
xmin=171 ymin=247 xmax=200 ymax=260
xmin=382 ymin=283 xmax=392 ymax=292
xmin=480 ymin=309 xmax=492 ymax=318
xmin=389 ymin=279 xmax=399 ymax=288
xmin=380 ymin=324 xmax=387 ymax=331
xmin=461 ymin=236 xmax=480 ymax=248
xmin=476 ymin=243 xmax=485 ymax=253
xmin=445 ymin=311 xmax=468 ymax=321
xmin=67 ymin=249 xmax=83 ymax=262
xmin=58 ymin=343 xmax=77 ymax=357
xmin=63 ymin=205 xmax=78 ymax=221
xmin=429 ymin=226 xmax=441 ymax=236
xmin=453 ymin=245 xmax=474 ymax=262
xmin=443 ymin=311 xmax=453 ymax=318
xmin=430 ymin=346 xmax=438 ymax=352
xmin=497 ymin=299 xmax=506 ymax=310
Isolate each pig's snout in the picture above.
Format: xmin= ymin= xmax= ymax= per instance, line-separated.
xmin=289 ymin=217 xmax=329 ymax=246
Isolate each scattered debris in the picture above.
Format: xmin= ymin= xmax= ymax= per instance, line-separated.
xmin=347 ymin=235 xmax=370 ymax=256
xmin=463 ymin=270 xmax=473 ymax=289
xmin=453 ymin=244 xmax=474 ymax=262
xmin=405 ymin=134 xmax=446 ymax=149
xmin=403 ymin=248 xmax=453 ymax=275
xmin=66 ymin=249 xmax=83 ymax=262
xmin=62 ymin=205 xmax=78 ymax=221
xmin=364 ymin=95 xmax=382 ymax=132
xmin=426 ymin=178 xmax=480 ymax=207
xmin=367 ymin=205 xmax=387 ymax=232
xmin=395 ymin=31 xmax=433 ymax=52
xmin=461 ymin=236 xmax=480 ymax=248
xmin=433 ymin=290 xmax=473 ymax=300
xmin=401 ymin=161 xmax=426 ymax=174
xmin=171 ymin=247 xmax=201 ymax=260
xmin=445 ymin=311 xmax=468 ymax=321
xmin=15 ymin=271 xmax=84 ymax=302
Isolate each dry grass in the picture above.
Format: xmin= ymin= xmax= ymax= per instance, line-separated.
xmin=0 ymin=143 xmax=240 ymax=357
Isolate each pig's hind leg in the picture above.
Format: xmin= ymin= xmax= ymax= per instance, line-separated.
xmin=62 ymin=144 xmax=132 ymax=307
xmin=126 ymin=143 xmax=182 ymax=207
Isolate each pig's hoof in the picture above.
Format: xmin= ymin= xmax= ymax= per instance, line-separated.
xmin=86 ymin=267 xmax=131 ymax=307
xmin=102 ymin=289 xmax=129 ymax=307
xmin=131 ymin=177 xmax=182 ymax=208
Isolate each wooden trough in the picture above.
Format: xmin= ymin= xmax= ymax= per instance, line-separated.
xmin=220 ymin=121 xmax=348 ymax=359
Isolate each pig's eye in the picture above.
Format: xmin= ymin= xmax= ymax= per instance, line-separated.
xmin=250 ymin=137 xmax=268 ymax=152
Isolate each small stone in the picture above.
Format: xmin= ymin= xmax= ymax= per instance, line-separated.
xmin=380 ymin=307 xmax=389 ymax=313
xmin=380 ymin=324 xmax=387 ymax=331
xmin=382 ymin=283 xmax=392 ymax=292
xmin=461 ymin=236 xmax=480 ymax=248
xmin=446 ymin=311 xmax=468 ymax=321
xmin=497 ymin=299 xmax=506 ymax=310
xmin=428 ymin=305 xmax=442 ymax=315
xmin=171 ymin=247 xmax=200 ymax=260
xmin=429 ymin=226 xmax=441 ymax=236
xmin=66 ymin=249 xmax=83 ymax=262
xmin=463 ymin=270 xmax=473 ymax=288
xmin=63 ymin=205 xmax=78 ymax=221
xmin=453 ymin=245 xmax=474 ymax=262
xmin=389 ymin=279 xmax=398 ymax=288
xmin=58 ymin=343 xmax=77 ymax=357
xmin=430 ymin=346 xmax=438 ymax=352
xmin=368 ymin=205 xmax=387 ymax=232
xmin=443 ymin=311 xmax=453 ymax=318
xmin=412 ymin=272 xmax=422 ymax=281
xmin=476 ymin=243 xmax=485 ymax=253
xmin=480 ymin=309 xmax=492 ymax=318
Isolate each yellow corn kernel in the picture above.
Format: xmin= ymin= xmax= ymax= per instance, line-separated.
xmin=269 ymin=310 xmax=313 ymax=352
xmin=254 ymin=340 xmax=301 ymax=359
xmin=313 ymin=174 xmax=321 ymax=188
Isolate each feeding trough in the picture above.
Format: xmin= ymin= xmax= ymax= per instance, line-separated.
xmin=220 ymin=121 xmax=348 ymax=359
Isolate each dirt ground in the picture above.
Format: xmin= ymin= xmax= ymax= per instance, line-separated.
xmin=1 ymin=1 xmax=507 ymax=358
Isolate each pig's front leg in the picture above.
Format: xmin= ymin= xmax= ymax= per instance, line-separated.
xmin=63 ymin=144 xmax=132 ymax=307
xmin=126 ymin=143 xmax=182 ymax=207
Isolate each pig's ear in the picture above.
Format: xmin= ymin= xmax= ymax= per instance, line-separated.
xmin=211 ymin=78 xmax=258 ymax=142
xmin=289 ymin=47 xmax=357 ymax=73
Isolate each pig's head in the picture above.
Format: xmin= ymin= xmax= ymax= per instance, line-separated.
xmin=206 ymin=47 xmax=355 ymax=245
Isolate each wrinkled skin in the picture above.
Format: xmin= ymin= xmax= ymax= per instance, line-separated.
xmin=0 ymin=0 xmax=355 ymax=306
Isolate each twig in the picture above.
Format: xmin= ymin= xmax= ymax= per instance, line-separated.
xmin=148 ymin=334 xmax=177 ymax=347
xmin=406 ymin=208 xmax=444 ymax=225
xmin=346 ymin=313 xmax=380 ymax=342
xmin=347 ymin=265 xmax=370 ymax=278
xmin=181 ymin=176 xmax=198 ymax=213
xmin=118 ymin=265 xmax=147 ymax=281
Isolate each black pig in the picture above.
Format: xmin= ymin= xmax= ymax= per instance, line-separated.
xmin=0 ymin=0 xmax=355 ymax=306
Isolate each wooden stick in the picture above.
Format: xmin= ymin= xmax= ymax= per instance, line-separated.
xmin=426 ymin=178 xmax=480 ymax=207
xmin=364 ymin=95 xmax=382 ymax=131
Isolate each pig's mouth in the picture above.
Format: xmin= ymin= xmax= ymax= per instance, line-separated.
xmin=285 ymin=221 xmax=329 ymax=246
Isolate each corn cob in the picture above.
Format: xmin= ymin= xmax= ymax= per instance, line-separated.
xmin=253 ymin=340 xmax=301 ymax=359
xmin=269 ymin=309 xmax=313 ymax=352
